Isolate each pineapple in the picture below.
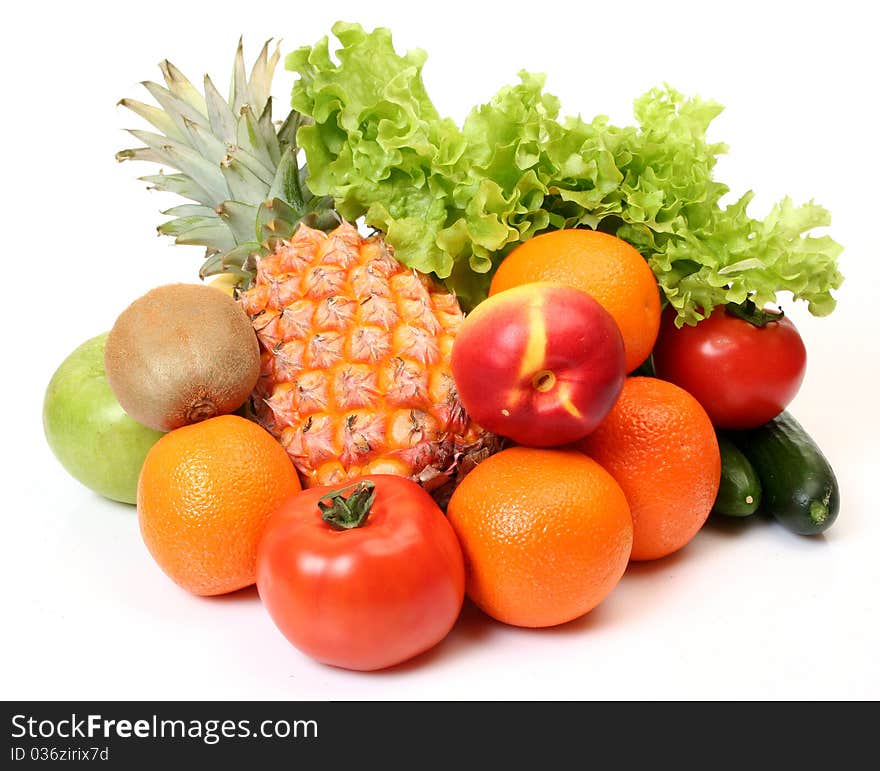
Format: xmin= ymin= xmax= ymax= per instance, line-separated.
xmin=238 ymin=221 xmax=493 ymax=491
xmin=117 ymin=40 xmax=498 ymax=498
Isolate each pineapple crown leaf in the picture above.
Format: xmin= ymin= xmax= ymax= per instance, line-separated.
xmin=116 ymin=98 xmax=181 ymax=140
xmin=158 ymin=58 xmax=208 ymax=113
xmin=216 ymin=201 xmax=261 ymax=244
xmin=272 ymin=146 xmax=305 ymax=209
xmin=199 ymin=243 xmax=261 ymax=280
xmin=139 ymin=172 xmax=215 ymax=207
xmin=117 ymin=38 xmax=335 ymax=283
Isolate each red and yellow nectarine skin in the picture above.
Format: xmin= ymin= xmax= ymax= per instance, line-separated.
xmin=451 ymin=282 xmax=626 ymax=447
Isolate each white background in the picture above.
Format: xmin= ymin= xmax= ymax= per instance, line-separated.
xmin=3 ymin=0 xmax=878 ymax=700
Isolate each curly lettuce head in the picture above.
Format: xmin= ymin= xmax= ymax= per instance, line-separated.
xmin=288 ymin=22 xmax=843 ymax=321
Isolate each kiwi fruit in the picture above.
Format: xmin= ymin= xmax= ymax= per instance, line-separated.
xmin=105 ymin=283 xmax=260 ymax=431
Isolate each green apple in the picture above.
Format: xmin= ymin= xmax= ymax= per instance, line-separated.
xmin=43 ymin=333 xmax=165 ymax=504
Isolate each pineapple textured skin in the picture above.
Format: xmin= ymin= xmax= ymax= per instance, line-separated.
xmin=239 ymin=222 xmax=496 ymax=493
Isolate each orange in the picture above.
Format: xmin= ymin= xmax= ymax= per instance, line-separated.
xmin=490 ymin=229 xmax=661 ymax=373
xmin=446 ymin=447 xmax=632 ymax=628
xmin=137 ymin=414 xmax=301 ymax=596
xmin=577 ymin=377 xmax=721 ymax=561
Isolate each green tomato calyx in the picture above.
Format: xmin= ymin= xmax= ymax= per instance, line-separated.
xmin=319 ymin=481 xmax=377 ymax=530
xmin=725 ymin=298 xmax=784 ymax=328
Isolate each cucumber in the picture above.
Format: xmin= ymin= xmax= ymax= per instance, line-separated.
xmin=712 ymin=434 xmax=762 ymax=517
xmin=731 ymin=411 xmax=839 ymax=535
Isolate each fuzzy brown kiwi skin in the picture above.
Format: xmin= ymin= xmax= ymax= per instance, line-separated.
xmin=104 ymin=283 xmax=261 ymax=432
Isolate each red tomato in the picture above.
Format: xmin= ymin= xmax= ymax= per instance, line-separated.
xmin=652 ymin=304 xmax=807 ymax=429
xmin=256 ymin=475 xmax=465 ymax=672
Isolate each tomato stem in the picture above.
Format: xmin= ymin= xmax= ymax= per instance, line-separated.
xmin=318 ymin=480 xmax=376 ymax=530
xmin=726 ymin=298 xmax=783 ymax=327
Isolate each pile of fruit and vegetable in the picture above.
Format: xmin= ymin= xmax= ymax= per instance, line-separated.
xmin=43 ymin=23 xmax=844 ymax=671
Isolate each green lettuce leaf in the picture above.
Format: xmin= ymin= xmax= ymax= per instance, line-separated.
xmin=287 ymin=22 xmax=843 ymax=320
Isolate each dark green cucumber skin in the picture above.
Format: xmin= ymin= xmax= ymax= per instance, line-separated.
xmin=731 ymin=411 xmax=840 ymax=535
xmin=713 ymin=434 xmax=762 ymax=517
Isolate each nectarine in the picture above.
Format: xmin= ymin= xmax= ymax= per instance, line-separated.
xmin=451 ymin=282 xmax=625 ymax=447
